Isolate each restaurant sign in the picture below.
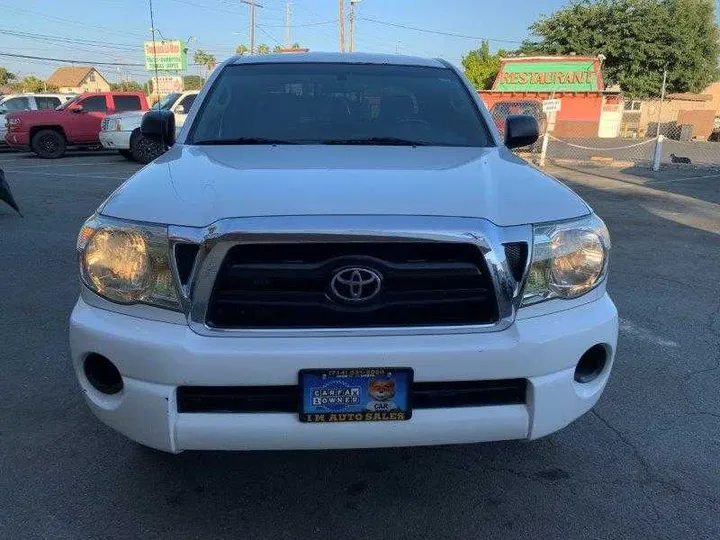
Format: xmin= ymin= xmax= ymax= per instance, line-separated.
xmin=493 ymin=59 xmax=601 ymax=92
xmin=144 ymin=40 xmax=187 ymax=72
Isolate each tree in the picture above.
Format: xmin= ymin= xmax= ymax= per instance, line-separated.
xmin=236 ymin=44 xmax=249 ymax=56
xmin=193 ymin=49 xmax=217 ymax=77
xmin=182 ymin=75 xmax=203 ymax=90
xmin=110 ymin=81 xmax=143 ymax=92
xmin=257 ymin=44 xmax=271 ymax=55
xmin=522 ymin=0 xmax=720 ymax=97
xmin=0 ymin=67 xmax=16 ymax=86
xmin=273 ymin=45 xmax=283 ymax=53
xmin=461 ymin=41 xmax=507 ymax=90
xmin=11 ymin=76 xmax=57 ymax=93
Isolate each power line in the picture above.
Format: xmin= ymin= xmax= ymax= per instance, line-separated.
xmin=360 ymin=16 xmax=524 ymax=44
xmin=0 ymin=2 xmax=147 ymax=39
xmin=256 ymin=25 xmax=282 ymax=46
xmin=0 ymin=52 xmax=145 ymax=66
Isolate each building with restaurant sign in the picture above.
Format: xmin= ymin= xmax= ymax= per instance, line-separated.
xmin=479 ymin=56 xmax=623 ymax=138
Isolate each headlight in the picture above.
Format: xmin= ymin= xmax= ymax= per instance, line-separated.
xmin=77 ymin=215 xmax=181 ymax=310
xmin=522 ymin=214 xmax=610 ymax=306
xmin=7 ymin=117 xmax=20 ymax=127
xmin=112 ymin=118 xmax=123 ymax=131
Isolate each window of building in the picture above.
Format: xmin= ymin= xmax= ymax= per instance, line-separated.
xmin=624 ymin=100 xmax=642 ymax=112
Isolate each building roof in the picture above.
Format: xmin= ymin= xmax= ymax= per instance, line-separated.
xmin=230 ymin=52 xmax=445 ymax=68
xmin=47 ymin=66 xmax=103 ymax=88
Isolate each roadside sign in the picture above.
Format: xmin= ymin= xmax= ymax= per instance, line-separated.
xmin=144 ymin=40 xmax=187 ymax=71
xmin=542 ymin=98 xmax=562 ymax=113
xmin=151 ymin=75 xmax=184 ymax=94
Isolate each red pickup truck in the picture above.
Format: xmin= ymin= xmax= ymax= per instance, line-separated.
xmin=4 ymin=91 xmax=149 ymax=158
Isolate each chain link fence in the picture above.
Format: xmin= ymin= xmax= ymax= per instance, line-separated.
xmin=491 ymin=101 xmax=720 ymax=172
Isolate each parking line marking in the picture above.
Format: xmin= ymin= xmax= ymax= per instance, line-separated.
xmin=619 ymin=318 xmax=678 ymax=348
xmin=6 ymin=170 xmax=131 ymax=180
xmin=646 ymin=173 xmax=720 ymax=185
xmin=3 ymin=161 xmax=139 ymax=171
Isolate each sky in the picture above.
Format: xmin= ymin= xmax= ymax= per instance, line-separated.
xmin=0 ymin=0 xmax=575 ymax=82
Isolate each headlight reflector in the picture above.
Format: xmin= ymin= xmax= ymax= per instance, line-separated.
xmin=78 ymin=215 xmax=181 ymax=310
xmin=82 ymin=229 xmax=152 ymax=302
xmin=522 ymin=214 xmax=609 ymax=306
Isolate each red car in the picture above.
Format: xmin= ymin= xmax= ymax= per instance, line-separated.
xmin=4 ymin=91 xmax=149 ymax=158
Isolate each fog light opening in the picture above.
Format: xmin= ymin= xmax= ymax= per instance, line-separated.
xmin=574 ymin=345 xmax=608 ymax=384
xmin=84 ymin=354 xmax=123 ymax=395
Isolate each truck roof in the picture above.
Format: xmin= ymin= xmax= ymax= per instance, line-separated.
xmin=230 ymin=52 xmax=446 ymax=69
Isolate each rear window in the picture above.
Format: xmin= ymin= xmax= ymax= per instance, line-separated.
xmin=113 ymin=95 xmax=142 ymax=113
xmin=189 ymin=63 xmax=491 ymax=147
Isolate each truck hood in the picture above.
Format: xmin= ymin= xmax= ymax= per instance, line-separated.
xmin=105 ymin=110 xmax=146 ymax=122
xmin=6 ymin=109 xmax=69 ymax=122
xmin=100 ymin=145 xmax=589 ymax=227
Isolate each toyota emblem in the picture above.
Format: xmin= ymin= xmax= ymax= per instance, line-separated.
xmin=330 ymin=267 xmax=383 ymax=303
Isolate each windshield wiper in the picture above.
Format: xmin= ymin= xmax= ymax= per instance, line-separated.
xmin=321 ymin=137 xmax=430 ymax=146
xmin=193 ymin=137 xmax=299 ymax=145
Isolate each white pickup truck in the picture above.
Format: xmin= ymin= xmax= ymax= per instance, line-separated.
xmin=71 ymin=53 xmax=618 ymax=453
xmin=0 ymin=93 xmax=75 ymax=145
xmin=99 ymin=90 xmax=198 ymax=163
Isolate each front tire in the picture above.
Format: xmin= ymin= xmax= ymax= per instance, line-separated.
xmin=31 ymin=129 xmax=66 ymax=159
xmin=130 ymin=131 xmax=164 ymax=164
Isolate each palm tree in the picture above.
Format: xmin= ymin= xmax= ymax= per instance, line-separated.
xmin=257 ymin=44 xmax=271 ymax=55
xmin=193 ymin=49 xmax=217 ymax=79
xmin=273 ymin=45 xmax=283 ymax=53
xmin=235 ymin=44 xmax=249 ymax=56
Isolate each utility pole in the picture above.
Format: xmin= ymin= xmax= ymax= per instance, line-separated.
xmin=285 ymin=1 xmax=292 ymax=47
xmin=338 ymin=0 xmax=346 ymax=52
xmin=655 ymin=67 xmax=668 ymax=137
xmin=395 ymin=40 xmax=400 ymax=54
xmin=349 ymin=0 xmax=360 ymax=53
xmin=241 ymin=0 xmax=263 ymax=54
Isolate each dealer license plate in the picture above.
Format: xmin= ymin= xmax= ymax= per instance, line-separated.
xmin=299 ymin=368 xmax=413 ymax=423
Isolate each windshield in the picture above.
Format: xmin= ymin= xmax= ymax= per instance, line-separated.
xmin=57 ymin=97 xmax=79 ymax=110
xmin=189 ymin=63 xmax=491 ymax=147
xmin=152 ymin=93 xmax=181 ymax=110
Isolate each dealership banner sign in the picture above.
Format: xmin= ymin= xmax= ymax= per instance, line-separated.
xmin=144 ymin=40 xmax=187 ymax=71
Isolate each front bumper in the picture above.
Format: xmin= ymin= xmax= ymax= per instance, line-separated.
xmin=69 ymin=294 xmax=618 ymax=453
xmin=99 ymin=130 xmax=132 ymax=151
xmin=4 ymin=130 xmax=30 ymax=148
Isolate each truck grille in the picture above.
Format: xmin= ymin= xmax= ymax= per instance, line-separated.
xmin=177 ymin=379 xmax=528 ymax=413
xmin=206 ymin=242 xmax=499 ymax=329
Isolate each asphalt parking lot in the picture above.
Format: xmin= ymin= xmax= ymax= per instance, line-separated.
xmin=1 ymin=150 xmax=718 ymax=540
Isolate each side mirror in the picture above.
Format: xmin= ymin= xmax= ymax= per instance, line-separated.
xmin=174 ymin=104 xmax=186 ymax=115
xmin=504 ymin=115 xmax=539 ymax=149
xmin=69 ymin=104 xmax=84 ymax=113
xmin=141 ymin=110 xmax=176 ymax=148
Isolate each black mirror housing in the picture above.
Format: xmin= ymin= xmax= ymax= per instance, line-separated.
xmin=141 ymin=110 xmax=176 ymax=148
xmin=504 ymin=115 xmax=540 ymax=149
